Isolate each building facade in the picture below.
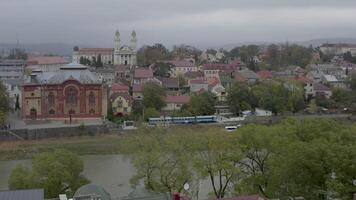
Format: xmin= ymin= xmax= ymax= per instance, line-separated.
xmin=72 ymin=30 xmax=137 ymax=66
xmin=22 ymin=64 xmax=107 ymax=120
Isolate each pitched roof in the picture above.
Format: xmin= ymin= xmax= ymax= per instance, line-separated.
xmin=27 ymin=56 xmax=68 ymax=65
xmin=160 ymin=77 xmax=179 ymax=88
xmin=207 ymin=77 xmax=220 ymax=88
xmin=237 ymin=69 xmax=260 ymax=80
xmin=132 ymin=84 xmax=144 ymax=92
xmin=24 ymin=64 xmax=101 ymax=85
xmin=0 ymin=189 xmax=44 ymax=200
xmin=184 ymin=71 xmax=204 ymax=79
xmin=110 ymin=92 xmax=133 ymax=103
xmin=168 ymin=60 xmax=195 ymax=68
xmin=165 ymin=95 xmax=191 ymax=104
xmin=134 ymin=68 xmax=153 ymax=78
xmin=290 ymin=75 xmax=312 ymax=84
xmin=257 ymin=70 xmax=273 ymax=79
xmin=111 ymin=82 xmax=129 ymax=92
xmin=78 ymin=48 xmax=113 ymax=54
xmin=234 ymin=72 xmax=247 ymax=82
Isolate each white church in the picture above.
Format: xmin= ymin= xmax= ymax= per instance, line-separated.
xmin=72 ymin=30 xmax=137 ymax=66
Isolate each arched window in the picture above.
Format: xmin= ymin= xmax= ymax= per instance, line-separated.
xmin=48 ymin=92 xmax=55 ymax=107
xmin=89 ymin=109 xmax=95 ymax=114
xmin=65 ymin=87 xmax=78 ymax=106
xmin=89 ymin=92 xmax=95 ymax=106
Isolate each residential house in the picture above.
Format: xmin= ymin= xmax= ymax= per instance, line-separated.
xmin=163 ymin=95 xmax=191 ymax=111
xmin=257 ymin=70 xmax=273 ymax=79
xmin=133 ymin=68 xmax=154 ymax=85
xmin=132 ymin=84 xmax=144 ymax=100
xmin=167 ymin=60 xmax=197 ymax=77
xmin=235 ymin=69 xmax=260 ymax=84
xmin=110 ymin=82 xmax=129 ymax=94
xmin=92 ymin=65 xmax=116 ymax=85
xmin=110 ymin=92 xmax=132 ymax=116
xmin=184 ymin=71 xmax=204 ymax=81
xmin=314 ymin=83 xmax=332 ymax=99
xmin=115 ymin=65 xmax=132 ymax=82
xmin=202 ymin=63 xmax=238 ymax=79
xmin=189 ymin=78 xmax=209 ymax=93
xmin=207 ymin=78 xmax=226 ymax=101
xmin=159 ymin=77 xmax=180 ymax=93
xmin=321 ymin=74 xmax=347 ymax=89
xmin=219 ymin=71 xmax=234 ymax=89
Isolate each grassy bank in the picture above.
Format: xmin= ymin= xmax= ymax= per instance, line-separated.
xmin=0 ymin=125 xmax=224 ymax=161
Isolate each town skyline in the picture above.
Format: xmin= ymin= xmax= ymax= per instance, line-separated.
xmin=1 ymin=0 xmax=356 ymax=48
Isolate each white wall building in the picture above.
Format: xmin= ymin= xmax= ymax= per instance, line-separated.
xmin=72 ymin=30 xmax=137 ymax=66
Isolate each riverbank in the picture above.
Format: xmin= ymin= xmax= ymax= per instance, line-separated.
xmin=0 ymin=125 xmax=224 ymax=160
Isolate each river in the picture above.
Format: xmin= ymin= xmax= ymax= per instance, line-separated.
xmin=0 ymin=154 xmax=212 ymax=199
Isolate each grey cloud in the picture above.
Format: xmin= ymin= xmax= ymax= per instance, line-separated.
xmin=1 ymin=0 xmax=356 ymax=47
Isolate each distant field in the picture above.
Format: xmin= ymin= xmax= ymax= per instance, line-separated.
xmin=0 ymin=125 xmax=224 ymax=160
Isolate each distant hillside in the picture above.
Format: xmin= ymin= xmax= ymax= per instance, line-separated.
xmin=215 ymin=37 xmax=356 ymax=50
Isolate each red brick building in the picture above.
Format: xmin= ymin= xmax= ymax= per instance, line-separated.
xmin=22 ymin=64 xmax=107 ymax=120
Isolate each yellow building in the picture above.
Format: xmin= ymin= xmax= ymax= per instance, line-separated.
xmin=110 ymin=92 xmax=132 ymax=116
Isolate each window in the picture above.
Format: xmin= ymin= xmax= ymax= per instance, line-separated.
xmin=48 ymin=92 xmax=55 ymax=107
xmin=49 ymin=109 xmax=55 ymax=115
xmin=89 ymin=92 xmax=95 ymax=106
xmin=89 ymin=109 xmax=95 ymax=114
xmin=65 ymin=86 xmax=78 ymax=106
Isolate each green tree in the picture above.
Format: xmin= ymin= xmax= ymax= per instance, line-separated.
xmin=227 ymin=82 xmax=254 ymax=116
xmin=142 ymin=83 xmax=166 ymax=111
xmin=152 ymin=62 xmax=172 ymax=77
xmin=144 ymin=107 xmax=160 ymax=121
xmin=0 ymin=82 xmax=10 ymax=124
xmin=188 ymin=92 xmax=216 ymax=115
xmin=9 ymin=150 xmax=89 ymax=198
xmin=137 ymin=44 xmax=171 ymax=66
xmin=252 ymin=81 xmax=288 ymax=115
xmin=193 ymin=131 xmax=241 ymax=198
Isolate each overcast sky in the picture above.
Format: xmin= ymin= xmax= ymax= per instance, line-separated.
xmin=1 ymin=0 xmax=356 ymax=48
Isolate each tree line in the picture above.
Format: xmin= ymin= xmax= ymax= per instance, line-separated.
xmin=120 ymin=118 xmax=356 ymax=200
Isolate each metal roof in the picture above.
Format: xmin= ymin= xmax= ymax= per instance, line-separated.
xmin=0 ymin=189 xmax=44 ymax=200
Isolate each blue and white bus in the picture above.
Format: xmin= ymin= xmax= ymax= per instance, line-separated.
xmin=148 ymin=115 xmax=217 ymax=125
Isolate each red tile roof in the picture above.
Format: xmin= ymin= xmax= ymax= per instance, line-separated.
xmin=290 ymin=75 xmax=312 ymax=84
xmin=165 ymin=95 xmax=191 ymax=104
xmin=78 ymin=48 xmax=113 ymax=54
xmin=27 ymin=56 xmax=68 ymax=65
xmin=134 ymin=68 xmax=153 ymax=78
xmin=234 ymin=72 xmax=247 ymax=82
xmin=257 ymin=70 xmax=273 ymax=79
xmin=111 ymin=82 xmax=129 ymax=93
xmin=207 ymin=77 xmax=220 ymax=87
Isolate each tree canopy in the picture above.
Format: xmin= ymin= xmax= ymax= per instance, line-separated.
xmin=9 ymin=150 xmax=89 ymax=198
xmin=142 ymin=83 xmax=166 ymax=111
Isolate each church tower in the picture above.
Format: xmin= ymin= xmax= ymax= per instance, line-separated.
xmin=114 ymin=30 xmax=121 ymax=52
xmin=131 ymin=30 xmax=137 ymax=50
